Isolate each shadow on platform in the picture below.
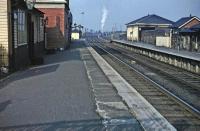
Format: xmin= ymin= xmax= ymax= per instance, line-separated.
xmin=0 ymin=64 xmax=59 ymax=89
xmin=43 ymin=40 xmax=86 ymax=65
xmin=0 ymin=100 xmax=11 ymax=113
xmin=0 ymin=117 xmax=142 ymax=131
xmin=0 ymin=40 xmax=87 ymax=89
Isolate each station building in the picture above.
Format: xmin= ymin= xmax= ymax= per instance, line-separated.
xmin=35 ymin=0 xmax=72 ymax=50
xmin=126 ymin=14 xmax=174 ymax=47
xmin=172 ymin=16 xmax=200 ymax=52
xmin=0 ymin=0 xmax=45 ymax=72
xmin=126 ymin=14 xmax=200 ymax=52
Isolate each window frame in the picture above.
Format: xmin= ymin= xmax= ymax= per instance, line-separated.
xmin=17 ymin=9 xmax=28 ymax=46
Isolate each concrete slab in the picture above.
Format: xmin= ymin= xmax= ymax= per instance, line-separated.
xmin=80 ymin=44 xmax=143 ymax=130
xmin=113 ymin=39 xmax=200 ymax=62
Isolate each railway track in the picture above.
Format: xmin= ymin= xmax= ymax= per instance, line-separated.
xmin=110 ymin=43 xmax=200 ymax=89
xmin=86 ymin=37 xmax=200 ymax=130
xmin=88 ymin=37 xmax=200 ymax=111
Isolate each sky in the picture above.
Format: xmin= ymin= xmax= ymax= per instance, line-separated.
xmin=70 ymin=0 xmax=200 ymax=32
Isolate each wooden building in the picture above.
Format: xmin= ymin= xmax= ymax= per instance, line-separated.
xmin=0 ymin=0 xmax=45 ymax=72
xmin=172 ymin=16 xmax=200 ymax=52
xmin=126 ymin=14 xmax=174 ymax=47
xmin=35 ymin=0 xmax=72 ymax=50
xmin=191 ymin=23 xmax=200 ymax=52
xmin=0 ymin=0 xmax=11 ymax=71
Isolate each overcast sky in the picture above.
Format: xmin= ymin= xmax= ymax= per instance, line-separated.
xmin=70 ymin=0 xmax=200 ymax=31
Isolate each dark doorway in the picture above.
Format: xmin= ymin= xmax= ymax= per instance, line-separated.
xmin=27 ymin=13 xmax=35 ymax=63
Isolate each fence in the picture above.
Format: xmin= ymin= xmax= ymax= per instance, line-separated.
xmin=0 ymin=44 xmax=8 ymax=79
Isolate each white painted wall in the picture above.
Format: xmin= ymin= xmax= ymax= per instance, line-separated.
xmin=127 ymin=26 xmax=139 ymax=41
xmin=71 ymin=32 xmax=80 ymax=40
xmin=156 ymin=36 xmax=171 ymax=48
xmin=0 ymin=0 xmax=9 ymax=66
xmin=35 ymin=0 xmax=66 ymax=8
xmin=35 ymin=4 xmax=65 ymax=8
xmin=0 ymin=0 xmax=9 ymax=50
xmin=36 ymin=0 xmax=67 ymax=3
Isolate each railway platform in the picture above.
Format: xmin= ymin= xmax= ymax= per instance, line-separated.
xmin=112 ymin=39 xmax=200 ymax=74
xmin=0 ymin=40 xmax=142 ymax=130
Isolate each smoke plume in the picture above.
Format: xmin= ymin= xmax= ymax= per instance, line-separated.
xmin=101 ymin=6 xmax=108 ymax=32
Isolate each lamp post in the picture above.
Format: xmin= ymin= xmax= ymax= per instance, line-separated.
xmin=81 ymin=12 xmax=85 ymax=25
xmin=80 ymin=12 xmax=85 ymax=36
xmin=25 ymin=0 xmax=36 ymax=10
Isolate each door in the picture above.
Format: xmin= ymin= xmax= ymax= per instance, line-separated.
xmin=27 ymin=13 xmax=34 ymax=62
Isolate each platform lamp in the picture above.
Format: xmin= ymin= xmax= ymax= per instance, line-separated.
xmin=25 ymin=0 xmax=36 ymax=10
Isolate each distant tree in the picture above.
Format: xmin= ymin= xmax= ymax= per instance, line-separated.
xmin=78 ymin=25 xmax=84 ymax=31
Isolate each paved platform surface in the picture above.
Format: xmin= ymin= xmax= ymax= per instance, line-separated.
xmin=113 ymin=39 xmax=200 ymax=61
xmin=0 ymin=41 xmax=142 ymax=130
xmin=80 ymin=43 xmax=142 ymax=130
xmin=0 ymin=42 xmax=100 ymax=130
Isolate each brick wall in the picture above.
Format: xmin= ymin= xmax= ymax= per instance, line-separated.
xmin=39 ymin=8 xmax=65 ymax=34
xmin=0 ymin=0 xmax=9 ymax=67
xmin=183 ymin=19 xmax=200 ymax=28
xmin=38 ymin=8 xmax=67 ymax=49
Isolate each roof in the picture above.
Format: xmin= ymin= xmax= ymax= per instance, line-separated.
xmin=179 ymin=28 xmax=195 ymax=33
xmin=126 ymin=14 xmax=174 ymax=26
xmin=173 ymin=16 xmax=200 ymax=28
xmin=72 ymin=29 xmax=80 ymax=33
xmin=31 ymin=8 xmax=44 ymax=16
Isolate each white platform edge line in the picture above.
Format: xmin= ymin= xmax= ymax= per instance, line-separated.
xmin=80 ymin=48 xmax=111 ymax=119
xmin=85 ymin=42 xmax=176 ymax=131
